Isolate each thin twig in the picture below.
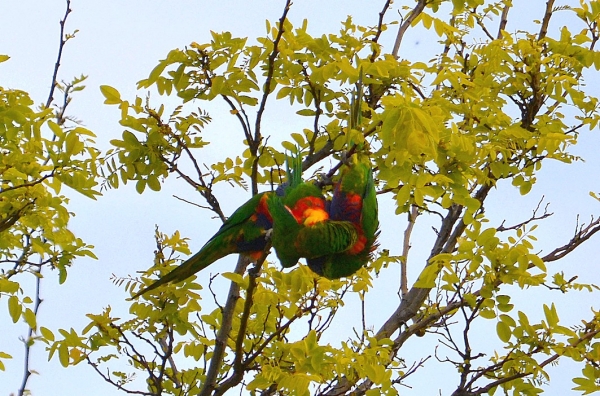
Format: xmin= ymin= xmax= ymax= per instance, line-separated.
xmin=542 ymin=215 xmax=600 ymax=262
xmin=473 ymin=7 xmax=496 ymax=41
xmin=18 ymin=2 xmax=72 ymax=394
xmin=0 ymin=172 xmax=55 ymax=194
xmin=497 ymin=196 xmax=552 ymax=232
xmin=221 ymin=94 xmax=253 ymax=144
xmin=45 ymin=0 xmax=71 ymax=109
xmin=299 ymin=64 xmax=323 ymax=157
xmin=472 ymin=327 xmax=600 ymax=395
xmin=86 ymin=356 xmax=153 ymax=395
xmin=251 ymin=0 xmax=292 ymax=195
xmin=17 ymin=266 xmax=42 ymax=396
xmin=172 ymin=194 xmax=215 ymax=211
xmin=370 ymin=0 xmax=392 ymax=61
xmin=150 ymin=111 xmax=226 ymax=221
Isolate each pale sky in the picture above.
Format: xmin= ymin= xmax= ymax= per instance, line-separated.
xmin=2 ymin=1 xmax=600 ymax=395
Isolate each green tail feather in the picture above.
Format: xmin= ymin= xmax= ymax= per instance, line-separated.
xmin=131 ymin=239 xmax=229 ymax=298
xmin=132 ymin=192 xmax=272 ymax=299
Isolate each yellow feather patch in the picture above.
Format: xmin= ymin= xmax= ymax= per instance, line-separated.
xmin=303 ymin=208 xmax=328 ymax=226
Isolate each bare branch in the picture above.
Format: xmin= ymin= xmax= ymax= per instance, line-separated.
xmin=542 ymin=215 xmax=600 ymax=262
xmin=400 ymin=206 xmax=419 ymax=298
xmin=378 ymin=185 xmax=489 ymax=340
xmin=473 ymin=7 xmax=496 ymax=41
xmin=299 ymin=64 xmax=323 ymax=157
xmin=17 ymin=265 xmax=42 ymax=396
xmin=148 ymin=111 xmax=226 ymax=221
xmin=497 ymin=3 xmax=511 ymax=39
xmin=86 ymin=356 xmax=154 ymax=396
xmin=538 ymin=0 xmax=555 ymax=41
xmin=220 ymin=94 xmax=253 ymax=144
xmin=251 ymin=0 xmax=292 ymax=195
xmin=172 ymin=194 xmax=214 ymax=211
xmin=18 ymin=2 xmax=73 ymax=394
xmin=370 ymin=0 xmax=392 ymax=60
xmin=45 ymin=0 xmax=72 ymax=109
xmin=392 ymin=0 xmax=427 ymax=58
xmin=0 ymin=200 xmax=35 ymax=234
xmin=158 ymin=331 xmax=181 ymax=389
xmin=497 ymin=196 xmax=553 ymax=232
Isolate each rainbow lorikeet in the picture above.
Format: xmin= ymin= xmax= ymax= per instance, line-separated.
xmin=132 ymin=191 xmax=274 ymax=298
xmin=306 ymin=158 xmax=379 ymax=279
xmin=267 ymin=154 xmax=359 ymax=269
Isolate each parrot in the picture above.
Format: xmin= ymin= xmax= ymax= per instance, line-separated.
xmin=132 ymin=191 xmax=274 ymax=298
xmin=268 ymin=153 xmax=360 ymax=269
xmin=305 ymin=157 xmax=379 ymax=279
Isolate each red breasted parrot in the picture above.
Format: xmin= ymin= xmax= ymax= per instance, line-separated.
xmin=132 ymin=191 xmax=274 ymax=298
xmin=306 ymin=157 xmax=379 ymax=279
xmin=268 ymin=154 xmax=359 ymax=269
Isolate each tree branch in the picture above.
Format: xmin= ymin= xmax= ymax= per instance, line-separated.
xmin=86 ymin=356 xmax=154 ymax=395
xmin=0 ymin=172 xmax=55 ymax=195
xmin=392 ymin=0 xmax=427 ymax=58
xmin=17 ymin=265 xmax=42 ymax=396
xmin=45 ymin=0 xmax=71 ymax=109
xmin=150 ymin=111 xmax=226 ymax=222
xmin=400 ymin=205 xmax=419 ymax=298
xmin=212 ymin=257 xmax=265 ymax=396
xmin=251 ymin=0 xmax=292 ymax=195
xmin=199 ymin=255 xmax=251 ymax=396
xmin=497 ymin=196 xmax=552 ymax=232
xmin=542 ymin=215 xmax=600 ymax=262
xmin=370 ymin=0 xmax=392 ymax=61
xmin=538 ymin=0 xmax=555 ymax=41
xmin=497 ymin=3 xmax=511 ymax=39
xmin=18 ymin=2 xmax=72 ymax=394
xmin=221 ymin=94 xmax=253 ymax=145
xmin=473 ymin=7 xmax=496 ymax=41
xmin=471 ymin=326 xmax=600 ymax=395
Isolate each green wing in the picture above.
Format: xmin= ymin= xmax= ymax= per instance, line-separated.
xmin=306 ymin=159 xmax=379 ymax=279
xmin=268 ymin=152 xmax=361 ymax=269
xmin=267 ymin=193 xmax=357 ymax=268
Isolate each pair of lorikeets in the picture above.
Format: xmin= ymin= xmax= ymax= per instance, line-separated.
xmin=132 ymin=155 xmax=378 ymax=299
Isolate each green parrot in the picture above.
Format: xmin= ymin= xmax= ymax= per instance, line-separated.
xmin=306 ymin=157 xmax=379 ymax=279
xmin=132 ymin=191 xmax=274 ymax=298
xmin=268 ymin=153 xmax=359 ymax=269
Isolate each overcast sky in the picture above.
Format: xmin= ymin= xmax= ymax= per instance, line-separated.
xmin=2 ymin=1 xmax=600 ymax=395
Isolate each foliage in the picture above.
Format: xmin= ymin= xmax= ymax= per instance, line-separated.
xmin=5 ymin=0 xmax=600 ymax=395
xmin=0 ymin=59 xmax=100 ymax=377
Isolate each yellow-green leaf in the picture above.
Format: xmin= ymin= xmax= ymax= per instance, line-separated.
xmin=8 ymin=295 xmax=21 ymax=323
xmin=23 ymin=308 xmax=36 ymax=329
xmin=100 ymin=85 xmax=122 ymax=105
xmin=40 ymin=327 xmax=55 ymax=342
xmin=496 ymin=321 xmax=511 ymax=342
xmin=58 ymin=343 xmax=69 ymax=367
